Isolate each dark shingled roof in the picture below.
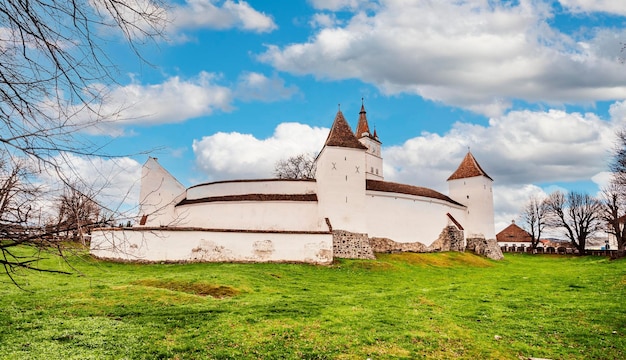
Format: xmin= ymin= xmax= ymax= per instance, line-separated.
xmin=366 ymin=179 xmax=464 ymax=207
xmin=447 ymin=152 xmax=493 ymax=181
xmin=324 ymin=110 xmax=367 ymax=150
xmin=496 ymin=221 xmax=532 ymax=243
xmin=177 ymin=193 xmax=317 ymax=206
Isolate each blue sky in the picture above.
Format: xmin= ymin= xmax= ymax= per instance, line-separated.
xmin=65 ymin=0 xmax=626 ymax=231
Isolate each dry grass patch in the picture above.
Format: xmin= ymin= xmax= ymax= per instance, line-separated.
xmin=132 ymin=279 xmax=239 ymax=298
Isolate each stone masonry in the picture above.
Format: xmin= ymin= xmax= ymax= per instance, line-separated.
xmin=332 ymin=230 xmax=375 ymax=259
xmin=466 ymin=237 xmax=504 ymax=260
xmin=369 ymin=226 xmax=464 ymax=253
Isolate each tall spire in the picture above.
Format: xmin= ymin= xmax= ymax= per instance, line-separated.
xmin=447 ymin=151 xmax=493 ymax=181
xmin=324 ymin=110 xmax=367 ymax=150
xmin=355 ymin=98 xmax=371 ymax=138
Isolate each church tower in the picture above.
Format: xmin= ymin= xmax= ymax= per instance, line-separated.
xmin=355 ymin=101 xmax=383 ymax=180
xmin=447 ymin=152 xmax=495 ymax=240
xmin=315 ymin=109 xmax=368 ymax=232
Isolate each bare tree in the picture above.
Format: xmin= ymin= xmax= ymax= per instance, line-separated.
xmin=600 ymin=182 xmax=626 ymax=251
xmin=520 ymin=195 xmax=547 ymax=250
xmin=274 ymin=153 xmax=317 ymax=180
xmin=55 ymin=185 xmax=102 ymax=245
xmin=544 ymin=191 xmax=603 ymax=253
xmin=0 ymin=1 xmax=165 ymax=280
xmin=0 ymin=156 xmax=69 ymax=283
xmin=609 ymin=129 xmax=626 ymax=187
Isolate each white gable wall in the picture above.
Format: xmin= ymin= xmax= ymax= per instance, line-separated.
xmin=138 ymin=158 xmax=187 ymax=227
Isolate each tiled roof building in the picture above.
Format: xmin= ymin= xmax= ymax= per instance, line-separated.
xmin=496 ymin=221 xmax=532 ymax=243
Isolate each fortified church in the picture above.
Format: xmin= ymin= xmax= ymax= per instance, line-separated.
xmin=91 ymin=104 xmax=497 ymax=264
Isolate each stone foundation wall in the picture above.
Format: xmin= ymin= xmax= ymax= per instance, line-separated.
xmin=466 ymin=237 xmax=504 ymax=260
xmin=369 ymin=237 xmax=428 ymax=253
xmin=370 ymin=226 xmax=464 ymax=253
xmin=332 ymin=230 xmax=375 ymax=259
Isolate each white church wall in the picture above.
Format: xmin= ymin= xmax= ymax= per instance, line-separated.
xmin=315 ymin=146 xmax=367 ymax=233
xmin=448 ymin=176 xmax=495 ymax=239
xmin=174 ymin=201 xmax=325 ymax=232
xmin=358 ymin=137 xmax=383 ymax=180
xmin=365 ymin=192 xmax=466 ymax=246
xmin=187 ymin=180 xmax=316 ymax=200
xmin=138 ymin=158 xmax=187 ymax=227
xmin=90 ymin=229 xmax=333 ymax=264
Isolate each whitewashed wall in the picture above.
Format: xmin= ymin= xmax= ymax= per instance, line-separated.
xmin=315 ymin=146 xmax=367 ymax=233
xmin=138 ymin=158 xmax=187 ymax=227
xmin=187 ymin=180 xmax=316 ymax=200
xmin=365 ymin=191 xmax=466 ymax=246
xmin=448 ymin=176 xmax=495 ymax=239
xmin=175 ymin=201 xmax=325 ymax=232
xmin=90 ymin=229 xmax=333 ymax=264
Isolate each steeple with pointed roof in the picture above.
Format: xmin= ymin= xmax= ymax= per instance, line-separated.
xmin=354 ymin=100 xmax=383 ymax=180
xmin=355 ymin=99 xmax=380 ymax=142
xmin=356 ymin=103 xmax=371 ymax=138
xmin=447 ymin=151 xmax=492 ymax=181
xmin=323 ymin=110 xmax=367 ymax=150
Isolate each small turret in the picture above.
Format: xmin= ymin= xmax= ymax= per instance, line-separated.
xmin=447 ymin=151 xmax=495 ymax=239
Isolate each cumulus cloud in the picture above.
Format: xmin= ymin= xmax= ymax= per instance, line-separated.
xmin=385 ymin=107 xmax=616 ymax=190
xmin=192 ymin=122 xmax=329 ymax=181
xmin=308 ymin=0 xmax=375 ymax=11
xmin=35 ymin=153 xmax=143 ymax=218
xmin=168 ymin=0 xmax=276 ymax=40
xmin=64 ymin=72 xmax=233 ymax=134
xmin=259 ymin=0 xmax=626 ymax=116
xmin=309 ymin=13 xmax=341 ymax=28
xmin=235 ymin=72 xmax=299 ymax=102
xmin=493 ymin=183 xmax=548 ymax=232
xmin=559 ymin=0 xmax=626 ymax=16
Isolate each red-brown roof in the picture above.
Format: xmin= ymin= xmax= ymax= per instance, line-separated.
xmin=324 ymin=110 xmax=367 ymax=150
xmin=447 ymin=152 xmax=493 ymax=181
xmin=356 ymin=104 xmax=371 ymax=137
xmin=366 ymin=179 xmax=464 ymax=206
xmin=496 ymin=221 xmax=532 ymax=243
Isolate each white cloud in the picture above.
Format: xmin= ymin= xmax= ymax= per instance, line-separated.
xmin=308 ymin=0 xmax=374 ymax=11
xmin=192 ymin=122 xmax=329 ymax=181
xmin=259 ymin=0 xmax=626 ymax=116
xmin=385 ymin=106 xmax=616 ymax=189
xmin=559 ymin=0 xmax=626 ymax=16
xmin=235 ymin=72 xmax=299 ymax=102
xmin=65 ymin=72 xmax=233 ymax=133
xmin=493 ymin=183 xmax=548 ymax=232
xmin=90 ymin=0 xmax=168 ymax=40
xmin=36 ymin=153 xmax=143 ymax=218
xmin=309 ymin=13 xmax=340 ymax=28
xmin=168 ymin=0 xmax=276 ymax=39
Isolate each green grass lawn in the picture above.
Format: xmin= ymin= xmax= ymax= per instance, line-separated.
xmin=1 ymin=248 xmax=624 ymax=359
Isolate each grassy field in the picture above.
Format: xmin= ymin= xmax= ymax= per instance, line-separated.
xmin=0 ymin=249 xmax=624 ymax=359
